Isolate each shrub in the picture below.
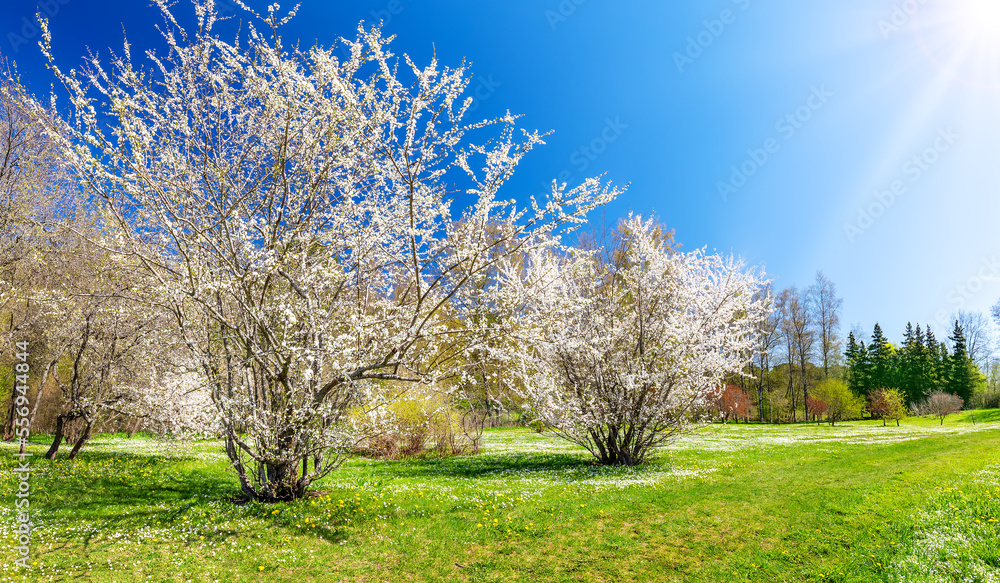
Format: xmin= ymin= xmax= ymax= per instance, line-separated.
xmin=922 ymin=391 xmax=963 ymax=425
xmin=353 ymin=390 xmax=477 ymax=459
xmin=812 ymin=379 xmax=865 ymax=426
xmin=868 ymin=388 xmax=907 ymax=426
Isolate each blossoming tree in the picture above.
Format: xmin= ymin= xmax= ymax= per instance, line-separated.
xmin=501 ymin=215 xmax=769 ymax=465
xmin=31 ymin=1 xmax=620 ymax=499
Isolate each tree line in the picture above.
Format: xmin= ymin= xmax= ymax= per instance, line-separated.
xmin=730 ymin=279 xmax=997 ymax=424
xmin=844 ymin=321 xmax=981 ymax=406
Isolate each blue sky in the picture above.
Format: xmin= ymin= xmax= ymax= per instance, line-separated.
xmin=3 ymin=0 xmax=1000 ymax=346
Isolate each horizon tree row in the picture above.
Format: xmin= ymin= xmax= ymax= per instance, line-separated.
xmin=845 ymin=321 xmax=982 ymax=406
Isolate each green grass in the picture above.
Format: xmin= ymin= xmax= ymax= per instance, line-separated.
xmin=2 ymin=413 xmax=1000 ymax=582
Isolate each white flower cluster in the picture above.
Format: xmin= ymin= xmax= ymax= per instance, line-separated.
xmin=488 ymin=215 xmax=770 ymax=464
xmin=30 ymin=0 xmax=621 ymax=497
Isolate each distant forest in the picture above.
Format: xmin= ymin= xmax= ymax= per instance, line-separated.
xmin=727 ymin=273 xmax=1000 ymax=423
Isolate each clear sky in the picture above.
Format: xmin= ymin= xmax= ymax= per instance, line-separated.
xmin=3 ymin=0 xmax=1000 ymax=346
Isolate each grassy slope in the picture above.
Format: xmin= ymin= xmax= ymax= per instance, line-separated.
xmin=1 ymin=412 xmax=999 ymax=582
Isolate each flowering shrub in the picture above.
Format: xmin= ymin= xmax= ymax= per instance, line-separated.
xmin=31 ymin=1 xmax=618 ymax=499
xmin=497 ymin=215 xmax=769 ymax=465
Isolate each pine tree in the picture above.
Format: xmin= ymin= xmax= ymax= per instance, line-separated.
xmin=937 ymin=342 xmax=950 ymax=392
xmin=868 ymin=323 xmax=893 ymax=395
xmin=924 ymin=326 xmax=942 ymax=390
xmin=898 ymin=323 xmax=921 ymax=404
xmin=911 ymin=324 xmax=931 ymax=403
xmin=844 ymin=332 xmax=865 ymax=395
xmin=948 ymin=320 xmax=975 ymax=404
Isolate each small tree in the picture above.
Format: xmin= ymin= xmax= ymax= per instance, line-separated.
xmin=506 ymin=215 xmax=770 ymax=465
xmin=868 ymin=388 xmax=907 ymax=427
xmin=805 ymin=396 xmax=828 ymax=424
xmin=40 ymin=243 xmax=161 ymax=459
xmin=717 ymin=384 xmax=751 ymax=423
xmin=812 ymin=378 xmax=864 ymax=426
xmin=925 ymin=391 xmax=963 ymax=425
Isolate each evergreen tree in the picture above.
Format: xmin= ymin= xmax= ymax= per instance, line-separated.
xmin=844 ymin=332 xmax=867 ymax=396
xmin=898 ymin=323 xmax=921 ymax=404
xmin=868 ymin=323 xmax=893 ymax=394
xmin=911 ymin=324 xmax=931 ymax=403
xmin=948 ymin=321 xmax=976 ymax=404
xmin=924 ymin=326 xmax=942 ymax=391
xmin=937 ymin=342 xmax=950 ymax=391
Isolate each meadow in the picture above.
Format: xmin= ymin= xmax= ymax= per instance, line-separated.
xmin=2 ymin=412 xmax=1000 ymax=583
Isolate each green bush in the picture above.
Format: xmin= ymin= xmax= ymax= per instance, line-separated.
xmin=813 ymin=378 xmax=865 ymax=425
xmin=354 ymin=390 xmax=476 ymax=459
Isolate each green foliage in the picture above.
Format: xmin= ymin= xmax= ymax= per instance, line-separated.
xmin=0 ymin=362 xmax=12 ymax=404
xmin=869 ymin=388 xmax=908 ymax=427
xmin=948 ymin=321 xmax=977 ymax=405
xmin=867 ymin=324 xmax=893 ymax=395
xmin=355 ymin=390 xmax=473 ymax=459
xmin=844 ymin=331 xmax=868 ymax=396
xmin=844 ymin=322 xmax=987 ymax=409
xmin=813 ymin=378 xmax=865 ymax=425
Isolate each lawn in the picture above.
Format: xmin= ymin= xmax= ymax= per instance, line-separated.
xmin=2 ymin=412 xmax=999 ymax=582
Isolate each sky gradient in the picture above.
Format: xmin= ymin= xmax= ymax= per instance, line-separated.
xmin=3 ymin=0 xmax=999 ymax=347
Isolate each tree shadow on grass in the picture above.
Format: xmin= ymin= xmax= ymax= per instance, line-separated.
xmin=960 ymin=409 xmax=1000 ymax=424
xmin=32 ymin=449 xmax=241 ymax=527
xmin=345 ymin=451 xmax=617 ymax=483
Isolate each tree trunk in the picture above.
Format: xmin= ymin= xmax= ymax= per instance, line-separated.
xmin=45 ymin=415 xmax=69 ymax=459
xmin=65 ymin=418 xmax=76 ymax=444
xmin=27 ymin=361 xmax=53 ymax=432
xmin=1 ymin=392 xmax=15 ymax=441
xmin=262 ymin=459 xmax=307 ymax=501
xmin=67 ymin=422 xmax=92 ymax=459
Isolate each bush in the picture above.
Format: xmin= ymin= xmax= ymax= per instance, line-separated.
xmin=353 ymin=390 xmax=477 ymax=459
xmin=920 ymin=391 xmax=964 ymax=425
xmin=812 ymin=379 xmax=865 ymax=426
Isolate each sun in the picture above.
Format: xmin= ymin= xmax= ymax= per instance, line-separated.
xmin=909 ymin=0 xmax=1000 ymax=94
xmin=954 ymin=0 xmax=1000 ymax=40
